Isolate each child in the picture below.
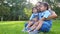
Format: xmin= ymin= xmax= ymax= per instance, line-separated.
xmin=23 ymin=7 xmax=39 ymax=32
xmin=29 ymin=3 xmax=52 ymax=33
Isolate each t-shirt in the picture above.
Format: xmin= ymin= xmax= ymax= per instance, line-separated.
xmin=29 ymin=10 xmax=52 ymax=26
xmin=39 ymin=10 xmax=52 ymax=26
xmin=29 ymin=13 xmax=39 ymax=21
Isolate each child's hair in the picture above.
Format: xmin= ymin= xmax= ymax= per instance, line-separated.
xmin=43 ymin=2 xmax=49 ymax=10
xmin=32 ymin=7 xmax=37 ymax=13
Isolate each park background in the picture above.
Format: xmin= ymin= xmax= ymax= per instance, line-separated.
xmin=0 ymin=0 xmax=60 ymax=34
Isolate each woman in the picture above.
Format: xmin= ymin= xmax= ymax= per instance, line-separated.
xmin=28 ymin=2 xmax=57 ymax=34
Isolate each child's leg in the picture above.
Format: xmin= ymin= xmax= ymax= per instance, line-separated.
xmin=25 ymin=23 xmax=28 ymax=27
xmin=22 ymin=21 xmax=33 ymax=32
xmin=26 ymin=21 xmax=33 ymax=28
xmin=23 ymin=21 xmax=34 ymax=32
xmin=22 ymin=23 xmax=28 ymax=32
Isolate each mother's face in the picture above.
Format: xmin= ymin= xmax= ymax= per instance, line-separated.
xmin=36 ymin=3 xmax=41 ymax=11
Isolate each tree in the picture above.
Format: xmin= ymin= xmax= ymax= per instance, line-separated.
xmin=0 ymin=0 xmax=10 ymax=21
xmin=0 ymin=0 xmax=33 ymax=21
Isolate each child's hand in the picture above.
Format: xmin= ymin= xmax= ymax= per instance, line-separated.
xmin=28 ymin=30 xmax=33 ymax=32
xmin=27 ymin=28 xmax=34 ymax=32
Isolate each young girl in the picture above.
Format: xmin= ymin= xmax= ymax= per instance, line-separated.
xmin=29 ymin=3 xmax=52 ymax=34
xmin=23 ymin=7 xmax=39 ymax=32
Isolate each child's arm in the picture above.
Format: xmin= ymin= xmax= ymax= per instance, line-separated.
xmin=34 ymin=17 xmax=45 ymax=31
xmin=29 ymin=14 xmax=34 ymax=21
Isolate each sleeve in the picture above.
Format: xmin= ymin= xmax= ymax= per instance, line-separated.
xmin=29 ymin=14 xmax=34 ymax=20
xmin=43 ymin=11 xmax=51 ymax=18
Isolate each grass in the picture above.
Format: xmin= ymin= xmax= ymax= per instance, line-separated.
xmin=0 ymin=20 xmax=60 ymax=34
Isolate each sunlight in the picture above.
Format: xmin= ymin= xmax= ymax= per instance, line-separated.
xmin=27 ymin=0 xmax=39 ymax=5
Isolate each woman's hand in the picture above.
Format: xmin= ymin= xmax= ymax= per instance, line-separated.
xmin=46 ymin=11 xmax=57 ymax=20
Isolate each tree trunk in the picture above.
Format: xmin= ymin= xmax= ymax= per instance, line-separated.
xmin=1 ymin=17 xmax=3 ymax=21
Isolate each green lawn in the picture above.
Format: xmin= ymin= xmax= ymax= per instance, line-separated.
xmin=0 ymin=20 xmax=60 ymax=34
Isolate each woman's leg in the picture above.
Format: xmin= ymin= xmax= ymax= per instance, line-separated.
xmin=38 ymin=22 xmax=51 ymax=33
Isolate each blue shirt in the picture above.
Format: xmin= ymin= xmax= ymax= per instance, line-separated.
xmin=39 ymin=10 xmax=52 ymax=26
xmin=29 ymin=13 xmax=39 ymax=21
xmin=29 ymin=10 xmax=52 ymax=26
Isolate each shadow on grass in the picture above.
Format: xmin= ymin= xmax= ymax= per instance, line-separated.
xmin=39 ymin=31 xmax=56 ymax=34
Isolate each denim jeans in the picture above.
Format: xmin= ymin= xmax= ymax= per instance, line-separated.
xmin=25 ymin=22 xmax=52 ymax=34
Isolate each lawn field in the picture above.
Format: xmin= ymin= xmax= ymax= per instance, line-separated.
xmin=0 ymin=20 xmax=60 ymax=34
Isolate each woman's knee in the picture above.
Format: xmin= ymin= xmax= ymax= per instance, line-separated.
xmin=38 ymin=23 xmax=51 ymax=32
xmin=29 ymin=30 xmax=39 ymax=34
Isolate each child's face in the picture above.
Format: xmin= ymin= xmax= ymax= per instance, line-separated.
xmin=33 ymin=8 xmax=37 ymax=13
xmin=40 ymin=5 xmax=47 ymax=11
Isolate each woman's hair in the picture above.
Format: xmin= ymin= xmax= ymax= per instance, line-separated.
xmin=37 ymin=2 xmax=42 ymax=4
xmin=32 ymin=7 xmax=37 ymax=13
xmin=43 ymin=2 xmax=49 ymax=10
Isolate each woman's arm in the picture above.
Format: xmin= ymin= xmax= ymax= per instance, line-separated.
xmin=46 ymin=11 xmax=57 ymax=20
